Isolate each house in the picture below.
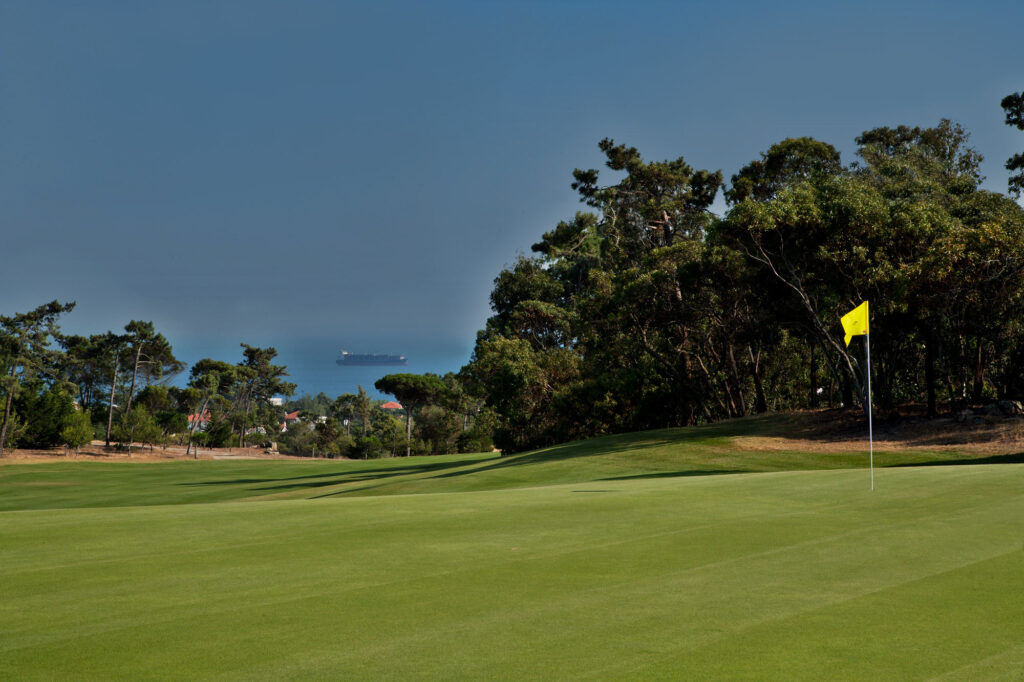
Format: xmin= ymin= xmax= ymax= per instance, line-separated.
xmin=380 ymin=401 xmax=404 ymax=411
xmin=188 ymin=411 xmax=211 ymax=431
xmin=280 ymin=410 xmax=301 ymax=432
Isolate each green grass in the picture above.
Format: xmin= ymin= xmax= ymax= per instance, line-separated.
xmin=3 ymin=416 xmax=1024 ymax=679
xmin=3 ymin=414 xmax=1017 ymax=510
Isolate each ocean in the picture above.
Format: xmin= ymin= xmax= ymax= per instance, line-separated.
xmin=172 ymin=336 xmax=475 ymax=401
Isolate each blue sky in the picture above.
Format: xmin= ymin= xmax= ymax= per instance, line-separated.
xmin=2 ymin=0 xmax=1022 ymax=392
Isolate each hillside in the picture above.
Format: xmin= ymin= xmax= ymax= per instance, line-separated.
xmin=3 ymin=409 xmax=1023 ymax=511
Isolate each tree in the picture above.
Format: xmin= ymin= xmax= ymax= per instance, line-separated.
xmin=234 ymin=345 xmax=295 ymax=448
xmin=354 ymin=385 xmax=372 ymax=437
xmin=0 ymin=301 xmax=75 ymax=455
xmin=725 ymin=137 xmax=842 ymax=204
xmin=114 ymin=405 xmax=162 ymax=454
xmin=374 ymin=374 xmax=446 ymax=456
xmin=332 ymin=393 xmax=357 ymax=436
xmin=719 ymin=120 xmax=1024 ymax=419
xmin=463 ymin=138 xmax=727 ymax=449
xmin=415 ymin=404 xmax=461 ymax=454
xmin=314 ymin=419 xmax=346 ymax=457
xmin=329 ymin=386 xmax=371 ymax=437
xmin=17 ymin=385 xmax=76 ymax=448
xmin=98 ymin=332 xmax=128 ymax=447
xmin=1001 ymin=91 xmax=1024 ymax=197
xmin=61 ymin=409 xmax=93 ymax=456
xmin=59 ymin=334 xmax=112 ymax=411
xmin=185 ymin=359 xmax=236 ymax=458
xmin=121 ymin=321 xmax=183 ymax=416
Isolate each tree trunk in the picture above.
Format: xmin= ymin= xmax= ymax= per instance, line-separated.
xmin=727 ymin=343 xmax=746 ymax=417
xmin=186 ymin=396 xmax=209 ymax=459
xmin=972 ymin=337 xmax=985 ymax=404
xmin=105 ymin=353 xmax=120 ymax=447
xmin=809 ymin=344 xmax=818 ymax=408
xmin=0 ymin=366 xmax=16 ymax=456
xmin=696 ymin=356 xmax=728 ymax=416
xmin=925 ymin=331 xmax=937 ymax=418
xmin=940 ymin=338 xmax=957 ymax=413
xmin=125 ymin=344 xmax=143 ymax=416
xmin=721 ymin=377 xmax=738 ymax=418
xmin=841 ymin=372 xmax=854 ymax=409
xmin=240 ymin=386 xmax=253 ymax=448
xmin=748 ymin=345 xmax=768 ymax=414
xmin=405 ymin=406 xmax=412 ymax=457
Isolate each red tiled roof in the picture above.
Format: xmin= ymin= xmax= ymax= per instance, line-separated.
xmin=284 ymin=410 xmax=301 ymax=421
xmin=188 ymin=411 xmax=210 ymax=424
xmin=380 ymin=401 xmax=403 ymax=410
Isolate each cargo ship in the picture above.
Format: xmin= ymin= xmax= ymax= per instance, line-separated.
xmin=336 ymin=350 xmax=408 ymax=366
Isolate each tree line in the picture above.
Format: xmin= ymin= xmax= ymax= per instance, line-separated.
xmin=0 ymin=303 xmax=494 ymax=458
xmin=460 ymin=95 xmax=1024 ymax=452
xmin=0 ymin=305 xmax=298 ymax=457
xmin=277 ymin=374 xmax=493 ymax=459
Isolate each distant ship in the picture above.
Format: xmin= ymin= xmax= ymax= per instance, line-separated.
xmin=336 ymin=350 xmax=408 ymax=366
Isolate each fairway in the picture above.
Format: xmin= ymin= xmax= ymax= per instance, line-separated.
xmin=3 ymin=452 xmax=1024 ymax=679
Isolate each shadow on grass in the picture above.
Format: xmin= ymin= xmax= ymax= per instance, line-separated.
xmin=181 ymin=471 xmax=353 ymax=486
xmin=424 ymin=427 xmax=740 ymax=482
xmin=181 ymin=459 xmax=482 ymax=493
xmin=891 ymin=452 xmax=1024 ymax=467
xmin=600 ymin=469 xmax=746 ymax=481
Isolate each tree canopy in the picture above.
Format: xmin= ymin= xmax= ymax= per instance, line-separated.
xmin=463 ymin=118 xmax=1024 ymax=452
xmin=375 ymin=373 xmax=447 ymax=456
xmin=1003 ymin=91 xmax=1024 ymax=197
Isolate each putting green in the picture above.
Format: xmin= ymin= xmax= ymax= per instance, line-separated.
xmin=3 ymin=462 xmax=1023 ymax=679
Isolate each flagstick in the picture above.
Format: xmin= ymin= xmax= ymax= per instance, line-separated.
xmin=866 ymin=332 xmax=874 ymax=491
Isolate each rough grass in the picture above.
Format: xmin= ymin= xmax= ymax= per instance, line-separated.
xmin=3 ymin=414 xmax=1024 ymax=679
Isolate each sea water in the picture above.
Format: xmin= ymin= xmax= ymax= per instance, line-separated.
xmin=173 ymin=335 xmax=474 ymax=401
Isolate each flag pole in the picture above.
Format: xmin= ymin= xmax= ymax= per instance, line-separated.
xmin=865 ymin=331 xmax=874 ymax=491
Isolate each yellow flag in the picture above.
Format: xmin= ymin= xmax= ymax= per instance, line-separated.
xmin=841 ymin=301 xmax=869 ymax=347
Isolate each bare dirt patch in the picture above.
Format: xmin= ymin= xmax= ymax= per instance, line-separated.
xmin=739 ymin=407 xmax=1024 ymax=455
xmin=0 ymin=441 xmax=309 ymax=464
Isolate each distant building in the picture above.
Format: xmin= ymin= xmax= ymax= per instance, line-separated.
xmin=380 ymin=401 xmax=404 ymax=411
xmin=269 ymin=397 xmax=284 ymax=407
xmin=280 ymin=410 xmax=301 ymax=433
xmin=188 ymin=411 xmax=211 ymax=431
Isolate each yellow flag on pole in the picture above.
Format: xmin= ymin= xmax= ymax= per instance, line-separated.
xmin=841 ymin=301 xmax=869 ymax=347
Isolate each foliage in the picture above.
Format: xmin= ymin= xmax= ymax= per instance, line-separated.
xmin=0 ymin=301 xmax=76 ymax=454
xmin=113 ymin=405 xmax=163 ymax=452
xmin=463 ymin=123 xmax=1024 ymax=451
xmin=375 ymin=373 xmax=447 ymax=456
xmin=1001 ymin=90 xmax=1024 ymax=196
xmin=286 ymin=392 xmax=333 ymax=417
xmin=352 ymin=435 xmax=384 ymax=459
xmin=60 ymin=409 xmax=93 ymax=454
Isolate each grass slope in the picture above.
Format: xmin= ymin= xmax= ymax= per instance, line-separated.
xmin=3 ymin=416 xmax=1024 ymax=679
xmin=1 ymin=414 xmax=1011 ymax=511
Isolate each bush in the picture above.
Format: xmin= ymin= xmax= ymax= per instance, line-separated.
xmin=61 ymin=410 xmax=94 ymax=454
xmin=113 ymin=406 xmax=162 ymax=451
xmin=17 ymin=387 xmax=75 ymax=448
xmin=457 ymin=429 xmax=493 ymax=453
xmin=352 ymin=435 xmax=384 ymax=459
xmin=204 ymin=417 xmax=235 ymax=448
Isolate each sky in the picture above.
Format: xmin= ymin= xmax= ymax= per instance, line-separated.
xmin=2 ymin=0 xmax=1022 ymax=396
